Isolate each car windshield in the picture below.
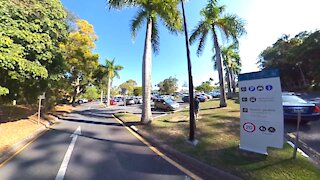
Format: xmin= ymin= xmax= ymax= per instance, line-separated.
xmin=282 ymin=95 xmax=306 ymax=103
xmin=164 ymin=98 xmax=174 ymax=104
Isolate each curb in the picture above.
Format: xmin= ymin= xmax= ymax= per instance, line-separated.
xmin=113 ymin=114 xmax=242 ymax=180
xmin=285 ymin=133 xmax=320 ymax=168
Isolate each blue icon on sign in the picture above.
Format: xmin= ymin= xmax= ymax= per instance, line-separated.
xmin=249 ymin=86 xmax=255 ymax=91
xmin=266 ymin=85 xmax=273 ymax=91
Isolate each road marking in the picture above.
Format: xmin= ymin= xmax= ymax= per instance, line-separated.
xmin=55 ymin=126 xmax=81 ymax=180
xmin=0 ymin=128 xmax=49 ymax=168
xmin=112 ymin=115 xmax=201 ymax=180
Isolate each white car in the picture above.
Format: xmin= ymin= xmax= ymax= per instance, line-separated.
xmin=78 ymin=98 xmax=88 ymax=104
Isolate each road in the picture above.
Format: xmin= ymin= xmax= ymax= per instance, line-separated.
xmin=0 ymin=102 xmax=194 ymax=180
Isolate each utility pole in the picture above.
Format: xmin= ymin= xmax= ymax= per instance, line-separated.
xmin=181 ymin=0 xmax=196 ymax=144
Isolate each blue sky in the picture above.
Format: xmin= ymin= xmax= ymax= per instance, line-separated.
xmin=61 ymin=0 xmax=320 ymax=88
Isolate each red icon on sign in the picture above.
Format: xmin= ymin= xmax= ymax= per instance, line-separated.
xmin=243 ymin=122 xmax=256 ymax=133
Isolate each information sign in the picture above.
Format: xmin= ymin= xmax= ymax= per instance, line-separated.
xmin=238 ymin=69 xmax=284 ymax=154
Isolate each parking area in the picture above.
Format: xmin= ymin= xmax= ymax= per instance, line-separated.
xmin=104 ymin=100 xmax=189 ymax=118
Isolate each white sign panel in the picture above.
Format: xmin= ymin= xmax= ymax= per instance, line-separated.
xmin=238 ymin=69 xmax=284 ymax=155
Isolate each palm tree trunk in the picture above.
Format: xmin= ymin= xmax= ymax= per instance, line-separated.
xmin=226 ymin=70 xmax=232 ymax=98
xmin=212 ymin=28 xmax=227 ymax=107
xmin=230 ymin=69 xmax=236 ymax=95
xmin=106 ymin=77 xmax=111 ymax=107
xmin=181 ymin=0 xmax=196 ymax=142
xmin=141 ymin=17 xmax=153 ymax=124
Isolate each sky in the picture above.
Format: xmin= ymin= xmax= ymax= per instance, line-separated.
xmin=61 ymin=0 xmax=320 ymax=88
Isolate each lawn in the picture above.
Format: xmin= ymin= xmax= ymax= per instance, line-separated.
xmin=115 ymin=100 xmax=320 ymax=180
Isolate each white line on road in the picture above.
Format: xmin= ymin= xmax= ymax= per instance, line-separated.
xmin=55 ymin=126 xmax=81 ymax=180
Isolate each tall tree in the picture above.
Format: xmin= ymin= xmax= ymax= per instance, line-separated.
xmin=158 ymin=76 xmax=178 ymax=95
xmin=0 ymin=0 xmax=68 ymax=101
xmin=60 ymin=20 xmax=99 ymax=105
xmin=104 ymin=59 xmax=123 ymax=106
xmin=189 ymin=0 xmax=246 ymax=107
xmin=107 ymin=0 xmax=182 ymax=124
xmin=259 ymin=31 xmax=320 ymax=90
xmin=119 ymin=79 xmax=137 ymax=95
xmin=221 ymin=43 xmax=241 ymax=95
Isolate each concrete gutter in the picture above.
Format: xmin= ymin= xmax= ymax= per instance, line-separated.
xmin=113 ymin=114 xmax=242 ymax=180
xmin=285 ymin=133 xmax=320 ymax=169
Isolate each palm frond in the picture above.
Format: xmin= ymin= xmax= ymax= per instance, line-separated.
xmin=189 ymin=21 xmax=208 ymax=45
xmin=107 ymin=0 xmax=137 ymax=9
xmin=196 ymin=29 xmax=209 ymax=56
xmin=151 ymin=16 xmax=160 ymax=54
xmin=156 ymin=1 xmax=182 ymax=34
xmin=131 ymin=9 xmax=148 ymax=40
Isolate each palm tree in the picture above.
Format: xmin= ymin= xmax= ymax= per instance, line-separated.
xmin=107 ymin=0 xmax=182 ymax=124
xmin=105 ymin=59 xmax=123 ymax=107
xmin=189 ymin=0 xmax=246 ymax=107
xmin=221 ymin=43 xmax=241 ymax=96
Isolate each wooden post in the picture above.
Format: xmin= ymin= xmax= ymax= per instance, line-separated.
xmin=38 ymin=97 xmax=42 ymax=125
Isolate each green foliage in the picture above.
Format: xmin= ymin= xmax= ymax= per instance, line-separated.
xmin=196 ymin=82 xmax=214 ymax=93
xmin=258 ymin=31 xmax=320 ymax=90
xmin=119 ymin=79 xmax=137 ymax=95
xmin=0 ymin=0 xmax=68 ymax=100
xmin=159 ymin=76 xmax=178 ymax=95
xmin=0 ymin=86 xmax=9 ymax=96
xmin=79 ymin=86 xmax=100 ymax=100
xmin=60 ymin=19 xmax=99 ymax=103
xmin=133 ymin=87 xmax=142 ymax=96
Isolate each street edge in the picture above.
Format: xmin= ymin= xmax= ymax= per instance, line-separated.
xmin=113 ymin=114 xmax=242 ymax=180
xmin=285 ymin=133 xmax=320 ymax=168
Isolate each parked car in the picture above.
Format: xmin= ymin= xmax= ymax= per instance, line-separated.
xmin=78 ymin=98 xmax=88 ymax=104
xmin=210 ymin=90 xmax=220 ymax=98
xmin=134 ymin=97 xmax=143 ymax=104
xmin=202 ymin=93 xmax=212 ymax=100
xmin=114 ymin=97 xmax=123 ymax=102
xmin=182 ymin=95 xmax=189 ymax=102
xmin=282 ymin=93 xmax=320 ymax=123
xmin=154 ymin=98 xmax=180 ymax=111
xmin=125 ymin=98 xmax=135 ymax=105
xmin=196 ymin=95 xmax=206 ymax=102
xmin=110 ymin=99 xmax=117 ymax=105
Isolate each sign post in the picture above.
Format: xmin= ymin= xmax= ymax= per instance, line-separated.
xmin=293 ymin=111 xmax=302 ymax=159
xmin=238 ymin=69 xmax=284 ymax=154
xmin=37 ymin=93 xmax=45 ymax=125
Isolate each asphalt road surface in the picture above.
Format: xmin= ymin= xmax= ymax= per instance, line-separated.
xmin=0 ymin=102 xmax=193 ymax=180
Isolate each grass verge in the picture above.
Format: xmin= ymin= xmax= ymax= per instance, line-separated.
xmin=115 ymin=100 xmax=320 ymax=180
xmin=0 ymin=104 xmax=74 ymax=153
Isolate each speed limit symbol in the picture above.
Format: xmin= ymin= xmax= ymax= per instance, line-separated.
xmin=243 ymin=122 xmax=256 ymax=133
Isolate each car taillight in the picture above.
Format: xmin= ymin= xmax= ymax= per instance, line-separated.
xmin=314 ymin=105 xmax=320 ymax=113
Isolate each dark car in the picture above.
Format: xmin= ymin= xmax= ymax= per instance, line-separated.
xmin=196 ymin=95 xmax=206 ymax=102
xmin=154 ymin=98 xmax=180 ymax=111
xmin=282 ymin=94 xmax=320 ymax=123
xmin=182 ymin=95 xmax=189 ymax=102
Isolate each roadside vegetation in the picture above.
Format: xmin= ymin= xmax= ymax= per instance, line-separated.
xmin=115 ymin=100 xmax=320 ymax=179
xmin=259 ymin=31 xmax=320 ymax=91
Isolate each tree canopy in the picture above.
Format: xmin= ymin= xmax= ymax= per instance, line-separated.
xmin=158 ymin=76 xmax=178 ymax=95
xmin=258 ymin=31 xmax=320 ymax=90
xmin=196 ymin=82 xmax=214 ymax=93
xmin=0 ymin=0 xmax=68 ymax=97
